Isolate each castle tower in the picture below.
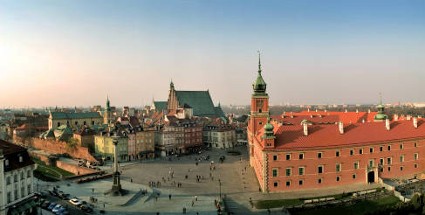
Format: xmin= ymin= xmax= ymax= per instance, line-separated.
xmin=249 ymin=52 xmax=270 ymax=135
xmin=248 ymin=52 xmax=271 ymax=164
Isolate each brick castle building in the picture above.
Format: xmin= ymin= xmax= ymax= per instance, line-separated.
xmin=248 ymin=55 xmax=425 ymax=193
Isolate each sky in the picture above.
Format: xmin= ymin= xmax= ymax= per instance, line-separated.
xmin=0 ymin=0 xmax=424 ymax=108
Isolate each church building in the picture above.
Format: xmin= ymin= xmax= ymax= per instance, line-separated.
xmin=154 ymin=81 xmax=225 ymax=118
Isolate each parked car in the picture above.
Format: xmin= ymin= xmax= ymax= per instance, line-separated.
xmin=55 ymin=207 xmax=67 ymax=215
xmin=47 ymin=202 xmax=57 ymax=210
xmin=59 ymin=193 xmax=70 ymax=200
xmin=80 ymin=204 xmax=93 ymax=213
xmin=41 ymin=200 xmax=51 ymax=209
xmin=69 ymin=198 xmax=82 ymax=206
xmin=52 ymin=204 xmax=63 ymax=213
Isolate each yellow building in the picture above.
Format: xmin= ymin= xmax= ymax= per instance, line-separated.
xmin=94 ymin=135 xmax=128 ymax=162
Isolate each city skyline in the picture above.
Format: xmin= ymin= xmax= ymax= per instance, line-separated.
xmin=1 ymin=0 xmax=424 ymax=108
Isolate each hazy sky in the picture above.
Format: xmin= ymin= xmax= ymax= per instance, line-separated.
xmin=1 ymin=0 xmax=424 ymax=108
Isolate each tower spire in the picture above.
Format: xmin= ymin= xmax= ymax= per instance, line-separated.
xmin=258 ymin=50 xmax=262 ymax=74
xmin=170 ymin=79 xmax=174 ymax=90
xmin=106 ymin=95 xmax=111 ymax=111
xmin=379 ymin=92 xmax=382 ymax=105
xmin=253 ymin=51 xmax=267 ymax=94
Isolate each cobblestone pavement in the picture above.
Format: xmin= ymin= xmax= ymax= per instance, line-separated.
xmin=36 ymin=146 xmax=382 ymax=214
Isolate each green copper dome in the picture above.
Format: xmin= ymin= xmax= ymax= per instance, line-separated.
xmin=253 ymin=73 xmax=267 ymax=93
xmin=265 ymin=121 xmax=274 ymax=132
xmin=374 ymin=113 xmax=388 ymax=121
xmin=263 ymin=118 xmax=275 ymax=138
xmin=253 ymin=53 xmax=267 ymax=94
xmin=374 ymin=95 xmax=388 ymax=121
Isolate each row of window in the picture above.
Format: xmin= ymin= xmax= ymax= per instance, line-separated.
xmin=274 ymin=165 xmax=419 ymax=188
xmin=274 ymin=175 xmax=353 ymax=188
xmin=275 ymin=143 xmax=419 ymax=161
xmin=5 ymin=155 xmax=25 ymax=167
xmin=6 ymin=170 xmax=32 ymax=185
xmin=273 ymin=155 xmax=419 ymax=177
xmin=6 ymin=184 xmax=32 ymax=204
xmin=57 ymin=120 xmax=96 ymax=127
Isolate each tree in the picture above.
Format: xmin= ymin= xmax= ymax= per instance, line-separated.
xmin=66 ymin=137 xmax=78 ymax=152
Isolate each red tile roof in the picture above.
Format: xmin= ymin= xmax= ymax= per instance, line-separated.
xmin=273 ymin=110 xmax=377 ymax=125
xmin=256 ymin=119 xmax=425 ymax=150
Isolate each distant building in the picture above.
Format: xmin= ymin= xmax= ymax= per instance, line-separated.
xmin=152 ymin=101 xmax=167 ymax=113
xmin=0 ymin=139 xmax=36 ymax=215
xmin=94 ymin=133 xmax=128 ymax=162
xmin=248 ymin=55 xmax=425 ymax=193
xmin=134 ymin=129 xmax=155 ymax=160
xmin=73 ymin=127 xmax=96 ymax=153
xmin=235 ymin=128 xmax=247 ymax=146
xmin=203 ymin=125 xmax=236 ymax=149
xmin=0 ymin=123 xmax=11 ymax=141
xmin=155 ymin=81 xmax=225 ymax=118
xmin=48 ymin=111 xmax=103 ymax=130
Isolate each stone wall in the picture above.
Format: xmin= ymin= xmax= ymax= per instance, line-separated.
xmin=56 ymin=160 xmax=97 ymax=176
xmin=31 ymin=138 xmax=96 ymax=162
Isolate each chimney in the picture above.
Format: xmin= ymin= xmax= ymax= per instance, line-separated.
xmin=344 ymin=109 xmax=348 ymax=113
xmin=315 ymin=109 xmax=318 ymax=112
xmin=356 ymin=109 xmax=359 ymax=113
xmin=407 ymin=115 xmax=412 ymax=121
xmin=413 ymin=117 xmax=418 ymax=128
xmin=394 ymin=114 xmax=399 ymax=121
xmin=385 ymin=119 xmax=390 ymax=130
xmin=368 ymin=109 xmax=371 ymax=113
xmin=362 ymin=119 xmax=365 ymax=123
xmin=338 ymin=121 xmax=344 ymax=134
xmin=307 ymin=108 xmax=310 ymax=112
xmin=303 ymin=123 xmax=308 ymax=136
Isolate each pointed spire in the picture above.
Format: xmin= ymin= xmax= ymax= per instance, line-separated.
xmin=258 ymin=50 xmax=262 ymax=74
xmin=379 ymin=92 xmax=382 ymax=105
xmin=106 ymin=95 xmax=111 ymax=111
xmin=253 ymin=51 xmax=267 ymax=94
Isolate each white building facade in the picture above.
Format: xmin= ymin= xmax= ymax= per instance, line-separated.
xmin=0 ymin=139 xmax=36 ymax=215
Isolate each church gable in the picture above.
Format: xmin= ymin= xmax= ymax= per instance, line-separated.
xmin=175 ymin=91 xmax=217 ymax=117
